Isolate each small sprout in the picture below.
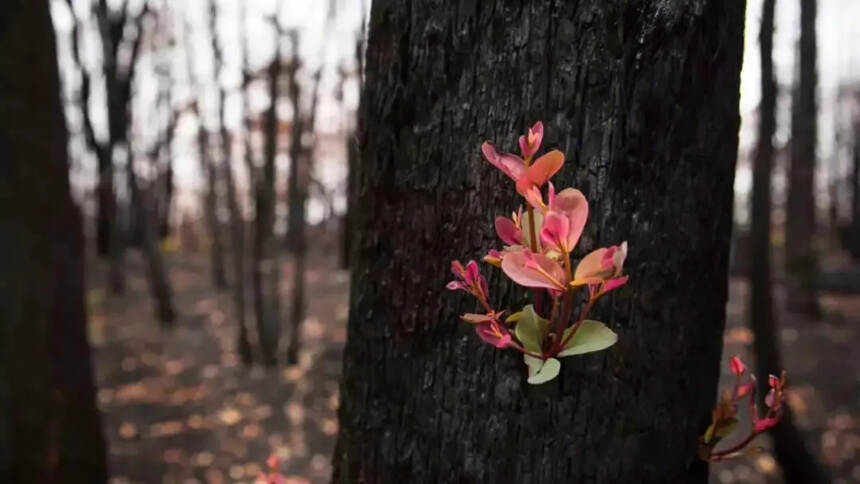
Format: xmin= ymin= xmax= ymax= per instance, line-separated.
xmin=446 ymin=122 xmax=629 ymax=384
xmin=698 ymin=357 xmax=788 ymax=462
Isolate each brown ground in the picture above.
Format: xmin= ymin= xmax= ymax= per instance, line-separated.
xmin=88 ymin=248 xmax=858 ymax=484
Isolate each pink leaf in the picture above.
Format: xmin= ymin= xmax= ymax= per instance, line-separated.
xmin=482 ymin=142 xmax=525 ymax=181
xmin=518 ymin=121 xmax=544 ymax=159
xmin=475 ymin=321 xmax=512 ymax=348
xmin=754 ymin=416 xmax=780 ymax=433
xmin=540 ymin=211 xmax=570 ymax=251
xmin=501 ymin=249 xmax=566 ymax=290
xmin=552 ymin=188 xmax=588 ymax=250
xmin=495 ymin=216 xmax=522 ymax=245
xmin=729 ymin=356 xmax=745 ymax=376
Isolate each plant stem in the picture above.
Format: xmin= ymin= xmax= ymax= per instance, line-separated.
xmin=558 ymin=295 xmax=596 ymax=350
xmin=709 ymin=431 xmax=760 ymax=461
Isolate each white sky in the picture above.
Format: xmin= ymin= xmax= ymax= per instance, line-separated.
xmin=735 ymin=0 xmax=860 ymax=223
xmin=51 ymin=0 xmax=860 ymax=225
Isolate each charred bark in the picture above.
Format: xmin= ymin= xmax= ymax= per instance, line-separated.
xmin=0 ymin=1 xmax=107 ymax=480
xmin=785 ymin=0 xmax=820 ymax=315
xmin=333 ymin=1 xmax=745 ymax=482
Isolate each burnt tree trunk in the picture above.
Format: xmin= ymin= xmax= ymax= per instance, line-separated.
xmin=749 ymin=2 xmax=830 ymax=482
xmin=252 ymin=32 xmax=284 ymax=367
xmin=333 ymin=1 xmax=744 ymax=482
xmin=785 ymin=0 xmax=820 ymax=315
xmin=0 ymin=1 xmax=107 ymax=481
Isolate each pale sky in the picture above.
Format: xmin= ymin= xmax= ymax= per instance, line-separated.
xmin=51 ymin=0 xmax=860 ymax=225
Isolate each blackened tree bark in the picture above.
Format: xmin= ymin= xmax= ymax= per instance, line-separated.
xmin=785 ymin=0 xmax=820 ymax=315
xmin=749 ymin=3 xmax=830 ymax=482
xmin=333 ymin=1 xmax=744 ymax=482
xmin=0 ymin=1 xmax=107 ymax=481
xmin=211 ymin=0 xmax=253 ymax=364
xmin=253 ymin=24 xmax=284 ymax=366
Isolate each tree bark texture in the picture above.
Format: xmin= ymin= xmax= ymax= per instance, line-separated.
xmin=785 ymin=0 xmax=820 ymax=315
xmin=0 ymin=1 xmax=107 ymax=481
xmin=333 ymin=1 xmax=745 ymax=483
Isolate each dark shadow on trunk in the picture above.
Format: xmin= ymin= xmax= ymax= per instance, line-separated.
xmin=0 ymin=1 xmax=107 ymax=480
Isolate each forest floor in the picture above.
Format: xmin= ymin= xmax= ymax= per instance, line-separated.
xmin=88 ymin=247 xmax=858 ymax=484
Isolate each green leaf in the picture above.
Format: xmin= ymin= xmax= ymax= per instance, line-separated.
xmin=526 ymin=357 xmax=561 ymax=385
xmin=524 ymin=354 xmax=543 ymax=373
xmin=557 ymin=320 xmax=618 ymax=357
xmin=505 ymin=311 xmax=522 ymax=324
xmin=520 ymin=210 xmax=543 ymax=250
xmin=514 ymin=304 xmax=549 ymax=354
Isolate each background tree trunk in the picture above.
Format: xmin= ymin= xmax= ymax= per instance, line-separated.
xmin=253 ymin=29 xmax=284 ymax=367
xmin=0 ymin=1 xmax=107 ymax=480
xmin=127 ymin=156 xmax=176 ymax=326
xmin=285 ymin=60 xmax=322 ymax=365
xmin=785 ymin=0 xmax=820 ymax=315
xmin=184 ymin=19 xmax=228 ymax=291
xmin=210 ymin=0 xmax=253 ymax=364
xmin=333 ymin=1 xmax=745 ymax=482
xmin=749 ymin=2 xmax=830 ymax=482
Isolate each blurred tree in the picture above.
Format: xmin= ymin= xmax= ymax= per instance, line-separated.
xmin=185 ymin=16 xmax=228 ymax=291
xmin=333 ymin=1 xmax=744 ymax=482
xmin=210 ymin=0 xmax=253 ymax=364
xmin=0 ymin=0 xmax=107 ymax=481
xmin=120 ymin=3 xmax=176 ymax=326
xmin=749 ymin=2 xmax=830 ymax=481
xmin=785 ymin=0 xmax=820 ymax=315
xmin=285 ymin=43 xmax=322 ymax=365
xmin=340 ymin=22 xmax=365 ymax=271
xmin=252 ymin=17 xmax=285 ymax=367
xmin=852 ymin=123 xmax=860 ymax=257
xmin=92 ymin=0 xmax=151 ymax=294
